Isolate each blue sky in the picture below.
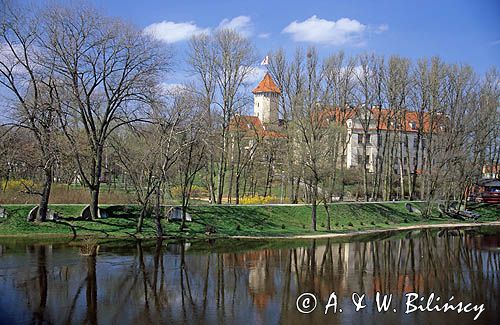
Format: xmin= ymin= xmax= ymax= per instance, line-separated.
xmin=38 ymin=0 xmax=500 ymax=87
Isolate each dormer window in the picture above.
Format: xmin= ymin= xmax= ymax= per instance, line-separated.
xmin=409 ymin=121 xmax=417 ymax=130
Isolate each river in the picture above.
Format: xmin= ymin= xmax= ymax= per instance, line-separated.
xmin=0 ymin=226 xmax=498 ymax=324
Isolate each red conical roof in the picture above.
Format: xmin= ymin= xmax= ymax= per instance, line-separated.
xmin=252 ymin=72 xmax=281 ymax=94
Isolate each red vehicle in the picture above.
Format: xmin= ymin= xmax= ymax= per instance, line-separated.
xmin=469 ymin=179 xmax=500 ymax=204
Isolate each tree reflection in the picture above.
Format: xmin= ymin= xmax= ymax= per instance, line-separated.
xmin=1 ymin=227 xmax=499 ymax=324
xmin=32 ymin=245 xmax=48 ymax=324
xmin=85 ymin=254 xmax=98 ymax=325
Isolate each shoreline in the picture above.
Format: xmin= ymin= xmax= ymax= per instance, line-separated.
xmin=230 ymin=221 xmax=500 ymax=240
xmin=0 ymin=220 xmax=499 ymax=241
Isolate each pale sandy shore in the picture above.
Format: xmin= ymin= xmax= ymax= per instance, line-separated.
xmin=231 ymin=221 xmax=500 ymax=240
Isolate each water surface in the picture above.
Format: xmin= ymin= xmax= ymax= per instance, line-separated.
xmin=0 ymin=226 xmax=498 ymax=324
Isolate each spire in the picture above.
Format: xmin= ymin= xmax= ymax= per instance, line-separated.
xmin=252 ymin=72 xmax=281 ymax=94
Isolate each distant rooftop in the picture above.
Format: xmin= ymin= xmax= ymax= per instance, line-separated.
xmin=252 ymin=72 xmax=281 ymax=94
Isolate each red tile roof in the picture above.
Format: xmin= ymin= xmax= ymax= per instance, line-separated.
xmin=252 ymin=72 xmax=281 ymax=94
xmin=229 ymin=115 xmax=286 ymax=139
xmin=324 ymin=107 xmax=441 ymax=133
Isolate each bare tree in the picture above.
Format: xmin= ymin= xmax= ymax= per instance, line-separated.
xmin=175 ymin=98 xmax=206 ymax=229
xmin=353 ymin=54 xmax=384 ymax=201
xmin=188 ymin=29 xmax=256 ymax=204
xmin=187 ymin=34 xmax=217 ymax=203
xmin=42 ymin=4 xmax=170 ymax=219
xmin=0 ymin=2 xmax=60 ymax=221
xmin=227 ymin=114 xmax=260 ymax=203
xmin=290 ymin=47 xmax=335 ymax=230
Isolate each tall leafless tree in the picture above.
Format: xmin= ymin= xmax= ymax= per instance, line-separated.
xmin=41 ymin=4 xmax=170 ymax=219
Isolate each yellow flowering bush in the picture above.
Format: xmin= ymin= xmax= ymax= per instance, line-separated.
xmin=239 ymin=195 xmax=287 ymax=204
xmin=170 ymin=185 xmax=208 ymax=198
xmin=1 ymin=179 xmax=37 ymax=191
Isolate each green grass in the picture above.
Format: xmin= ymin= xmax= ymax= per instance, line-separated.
xmin=0 ymin=202 xmax=498 ymax=239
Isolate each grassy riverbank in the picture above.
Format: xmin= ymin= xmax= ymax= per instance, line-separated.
xmin=0 ymin=202 xmax=498 ymax=239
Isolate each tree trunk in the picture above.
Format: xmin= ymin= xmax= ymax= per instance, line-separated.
xmin=89 ymin=147 xmax=104 ymax=220
xmin=207 ymin=162 xmax=216 ymax=204
xmin=227 ymin=165 xmax=234 ymax=203
xmin=37 ymin=166 xmax=53 ymax=222
xmin=410 ymin=132 xmax=421 ymax=200
xmin=216 ymin=135 xmax=228 ymax=204
xmin=235 ymin=173 xmax=241 ymax=204
xmin=136 ymin=205 xmax=147 ymax=233
xmin=264 ymin=154 xmax=274 ymax=197
xmin=324 ymin=201 xmax=331 ymax=230
xmin=155 ymin=184 xmax=163 ymax=238
xmin=311 ymin=179 xmax=318 ymax=231
xmin=180 ymin=205 xmax=187 ymax=231
xmin=89 ymin=188 xmax=100 ymax=220
xmin=293 ymin=177 xmax=301 ymax=204
xmin=362 ymin=134 xmax=369 ymax=201
xmin=339 ymin=159 xmax=346 ymax=201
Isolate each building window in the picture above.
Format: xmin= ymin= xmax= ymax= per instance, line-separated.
xmin=413 ymin=137 xmax=418 ymax=148
xmin=358 ymin=134 xmax=363 ymax=144
xmin=377 ymin=134 xmax=382 ymax=146
xmin=366 ymin=134 xmax=371 ymax=144
xmin=409 ymin=121 xmax=417 ymax=130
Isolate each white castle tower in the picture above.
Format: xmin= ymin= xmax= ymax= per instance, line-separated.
xmin=252 ymin=72 xmax=281 ymax=124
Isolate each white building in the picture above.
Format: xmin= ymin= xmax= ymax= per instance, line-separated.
xmin=245 ymin=73 xmax=431 ymax=174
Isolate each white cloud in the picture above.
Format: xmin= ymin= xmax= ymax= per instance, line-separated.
xmin=0 ymin=42 xmax=39 ymax=76
xmin=490 ymin=40 xmax=500 ymax=46
xmin=258 ymin=33 xmax=270 ymax=39
xmin=143 ymin=21 xmax=210 ymax=43
xmin=375 ymin=24 xmax=389 ymax=34
xmin=245 ymin=66 xmax=267 ymax=84
xmin=282 ymin=15 xmax=367 ymax=46
xmin=159 ymin=82 xmax=189 ymax=95
xmin=217 ymin=16 xmax=253 ymax=37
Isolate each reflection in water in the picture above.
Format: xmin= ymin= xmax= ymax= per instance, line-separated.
xmin=0 ymin=227 xmax=498 ymax=324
